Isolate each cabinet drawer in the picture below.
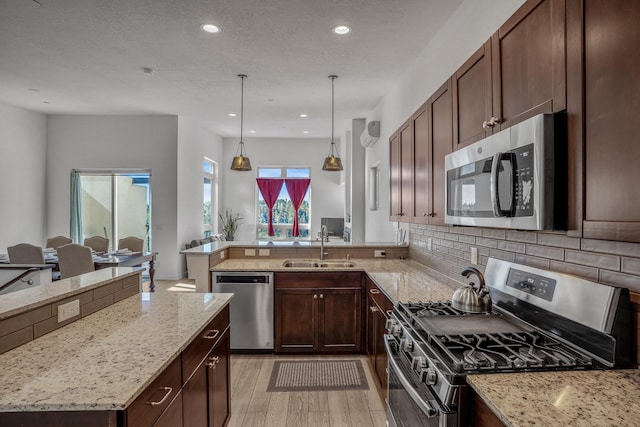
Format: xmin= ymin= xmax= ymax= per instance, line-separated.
xmin=366 ymin=279 xmax=392 ymax=313
xmin=127 ymin=356 xmax=181 ymax=427
xmin=275 ymin=272 xmax=362 ymax=289
xmin=182 ymin=305 xmax=230 ymax=384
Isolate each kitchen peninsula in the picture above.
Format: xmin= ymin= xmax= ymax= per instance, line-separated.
xmin=0 ymin=285 xmax=233 ymax=426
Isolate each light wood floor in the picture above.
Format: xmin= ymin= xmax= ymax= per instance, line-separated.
xmin=228 ymin=355 xmax=387 ymax=427
xmin=151 ymin=281 xmax=388 ymax=426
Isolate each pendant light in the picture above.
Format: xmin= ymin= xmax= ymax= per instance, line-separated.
xmin=322 ymin=75 xmax=343 ymax=171
xmin=230 ymin=74 xmax=252 ymax=171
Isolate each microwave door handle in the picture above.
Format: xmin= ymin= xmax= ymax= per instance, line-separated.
xmin=384 ymin=336 xmax=438 ymax=418
xmin=490 ymin=152 xmax=504 ymax=217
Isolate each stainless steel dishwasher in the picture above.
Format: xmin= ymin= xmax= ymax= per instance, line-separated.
xmin=211 ymin=271 xmax=274 ymax=352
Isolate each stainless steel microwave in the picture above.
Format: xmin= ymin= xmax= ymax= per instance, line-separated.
xmin=444 ymin=113 xmax=566 ymax=230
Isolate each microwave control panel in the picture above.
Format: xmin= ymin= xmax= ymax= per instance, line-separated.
xmin=506 ymin=268 xmax=556 ymax=302
xmin=511 ymin=143 xmax=535 ymax=216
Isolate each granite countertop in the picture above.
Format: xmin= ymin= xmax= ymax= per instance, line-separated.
xmin=0 ymin=267 xmax=141 ymax=320
xmin=211 ymin=258 xmax=461 ymax=302
xmin=0 ymin=290 xmax=233 ymax=411
xmin=181 ymin=240 xmax=408 ymax=255
xmin=468 ymin=370 xmax=640 ymax=426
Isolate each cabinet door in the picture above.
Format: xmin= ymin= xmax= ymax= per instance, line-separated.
xmin=373 ymin=305 xmax=389 ymax=395
xmin=412 ymin=103 xmax=430 ymax=223
xmin=578 ymin=0 xmax=640 ymax=241
xmin=452 ymin=40 xmax=493 ymax=149
xmin=275 ymin=288 xmax=317 ymax=352
xmin=318 ymin=288 xmax=362 ymax=352
xmin=154 ymin=391 xmax=184 ymax=427
xmin=182 ymin=364 xmax=208 ymax=427
xmin=400 ymin=121 xmax=413 ymax=222
xmin=207 ymin=330 xmax=230 ymax=427
xmin=492 ymin=0 xmax=566 ymax=130
xmin=428 ymin=80 xmax=453 ymax=226
xmin=389 ymin=130 xmax=401 ymax=221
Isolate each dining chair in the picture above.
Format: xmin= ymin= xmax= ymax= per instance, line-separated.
xmin=45 ymin=235 xmax=72 ymax=249
xmin=83 ymin=236 xmax=109 ymax=253
xmin=7 ymin=243 xmax=45 ymax=264
xmin=57 ymin=243 xmax=95 ymax=279
xmin=117 ymin=236 xmax=143 ymax=252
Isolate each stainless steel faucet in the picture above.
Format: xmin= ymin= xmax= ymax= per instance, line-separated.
xmin=320 ymin=225 xmax=329 ymax=260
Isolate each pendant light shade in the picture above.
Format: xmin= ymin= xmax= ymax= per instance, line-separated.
xmin=322 ymin=75 xmax=343 ymax=171
xmin=231 ymin=74 xmax=252 ymax=171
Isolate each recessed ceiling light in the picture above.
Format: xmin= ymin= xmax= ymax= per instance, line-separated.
xmin=299 ymin=114 xmax=308 ymax=118
xmin=229 ymin=113 xmax=237 ymax=117
xmin=201 ymin=24 xmax=220 ymax=33
xmin=250 ymin=130 xmax=256 ymax=134
xmin=28 ymin=88 xmax=40 ymax=92
xmin=141 ymin=67 xmax=155 ymax=75
xmin=332 ymin=25 xmax=351 ymax=35
xmin=43 ymin=101 xmax=50 ymax=104
xmin=303 ymin=131 xmax=309 ymax=134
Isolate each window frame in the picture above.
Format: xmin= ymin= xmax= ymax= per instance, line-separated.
xmin=256 ymin=166 xmax=312 ymax=240
xmin=203 ymin=158 xmax=218 ymax=238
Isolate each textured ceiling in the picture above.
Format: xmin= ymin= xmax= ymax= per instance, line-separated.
xmin=0 ymin=0 xmax=463 ymax=138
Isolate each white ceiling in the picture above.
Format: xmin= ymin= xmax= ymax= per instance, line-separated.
xmin=0 ymin=0 xmax=463 ymax=138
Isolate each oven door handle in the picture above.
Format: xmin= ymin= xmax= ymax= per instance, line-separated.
xmin=384 ymin=336 xmax=438 ymax=418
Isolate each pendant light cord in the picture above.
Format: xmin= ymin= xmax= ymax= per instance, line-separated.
xmin=329 ymin=75 xmax=338 ymax=155
xmin=239 ymin=74 xmax=247 ymax=155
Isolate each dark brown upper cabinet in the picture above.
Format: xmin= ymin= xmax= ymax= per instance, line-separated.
xmin=412 ymin=80 xmax=453 ymax=225
xmin=492 ymin=0 xmax=566 ymax=131
xmin=452 ymin=0 xmax=566 ymax=149
xmin=567 ymin=0 xmax=640 ymax=242
xmin=452 ymin=40 xmax=493 ymax=150
xmin=389 ymin=120 xmax=412 ymax=222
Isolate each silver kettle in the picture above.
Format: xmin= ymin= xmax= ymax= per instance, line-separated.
xmin=451 ymin=267 xmax=492 ymax=313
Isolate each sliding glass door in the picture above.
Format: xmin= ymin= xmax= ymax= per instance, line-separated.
xmin=71 ymin=170 xmax=151 ymax=252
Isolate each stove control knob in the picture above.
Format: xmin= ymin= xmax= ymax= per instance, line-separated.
xmin=411 ymin=356 xmax=426 ymax=371
xmin=400 ymin=338 xmax=413 ymax=352
xmin=420 ymin=368 xmax=437 ymax=385
xmin=384 ymin=319 xmax=396 ymax=331
xmin=391 ymin=325 xmax=403 ymax=336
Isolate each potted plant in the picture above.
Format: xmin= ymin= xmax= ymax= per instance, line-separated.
xmin=219 ymin=209 xmax=243 ymax=241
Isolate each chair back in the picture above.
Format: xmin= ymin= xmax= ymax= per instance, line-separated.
xmin=83 ymin=236 xmax=109 ymax=253
xmin=57 ymin=244 xmax=95 ymax=279
xmin=45 ymin=235 xmax=72 ymax=249
xmin=7 ymin=243 xmax=45 ymax=264
xmin=117 ymin=236 xmax=144 ymax=252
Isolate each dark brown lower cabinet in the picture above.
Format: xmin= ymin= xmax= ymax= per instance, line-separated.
xmin=183 ymin=363 xmax=208 ymax=427
xmin=208 ymin=330 xmax=230 ymax=427
xmin=365 ymin=278 xmax=392 ymax=396
xmin=274 ymin=272 xmax=363 ymax=354
xmin=474 ymin=393 xmax=506 ymax=427
xmin=155 ymin=391 xmax=184 ymax=427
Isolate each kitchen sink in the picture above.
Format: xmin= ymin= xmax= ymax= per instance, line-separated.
xmin=281 ymin=260 xmax=356 ymax=268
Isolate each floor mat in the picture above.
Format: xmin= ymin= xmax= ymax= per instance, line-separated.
xmin=266 ymin=359 xmax=369 ymax=392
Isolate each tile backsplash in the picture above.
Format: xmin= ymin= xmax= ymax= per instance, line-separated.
xmin=409 ymin=224 xmax=640 ymax=293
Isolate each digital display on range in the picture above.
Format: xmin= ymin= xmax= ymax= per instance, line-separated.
xmin=506 ymin=268 xmax=556 ymax=302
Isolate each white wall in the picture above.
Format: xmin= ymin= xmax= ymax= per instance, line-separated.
xmin=46 ymin=115 xmax=180 ymax=279
xmin=221 ymin=137 xmax=345 ymax=241
xmin=177 ymin=115 xmax=224 ymax=275
xmin=364 ymin=0 xmax=526 ymax=242
xmin=0 ymin=102 xmax=47 ymax=251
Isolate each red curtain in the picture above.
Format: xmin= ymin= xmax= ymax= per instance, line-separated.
xmin=256 ymin=178 xmax=284 ymax=236
xmin=285 ymin=178 xmax=311 ymax=237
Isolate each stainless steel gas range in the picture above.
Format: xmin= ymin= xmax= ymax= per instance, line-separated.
xmin=384 ymin=258 xmax=633 ymax=427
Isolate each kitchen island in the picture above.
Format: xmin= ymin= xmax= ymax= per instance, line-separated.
xmin=0 ymin=288 xmax=233 ymax=426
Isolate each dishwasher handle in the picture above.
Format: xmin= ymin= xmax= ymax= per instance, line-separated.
xmin=215 ymin=274 xmax=271 ymax=284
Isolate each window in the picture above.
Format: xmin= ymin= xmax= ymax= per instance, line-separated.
xmin=257 ymin=167 xmax=311 ymax=239
xmin=70 ymin=170 xmax=151 ymax=251
xmin=203 ymin=158 xmax=218 ymax=238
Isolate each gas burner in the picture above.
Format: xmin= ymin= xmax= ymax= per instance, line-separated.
xmin=432 ymin=331 xmax=593 ymax=373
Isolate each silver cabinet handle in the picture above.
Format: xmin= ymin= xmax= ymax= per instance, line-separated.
xmin=207 ymin=355 xmax=220 ymax=368
xmin=313 ymin=294 xmax=318 ymax=299
xmin=370 ymin=305 xmax=379 ymax=313
xmin=386 ymin=310 xmax=393 ymax=317
xmin=203 ymin=329 xmax=220 ymax=340
xmin=147 ymin=387 xmax=172 ymax=406
xmin=369 ymin=289 xmax=380 ymax=295
xmin=319 ymin=294 xmax=324 ymax=299
xmin=482 ymin=116 xmax=501 ymax=128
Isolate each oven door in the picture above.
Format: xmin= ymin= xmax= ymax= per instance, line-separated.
xmin=384 ymin=336 xmax=457 ymax=427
